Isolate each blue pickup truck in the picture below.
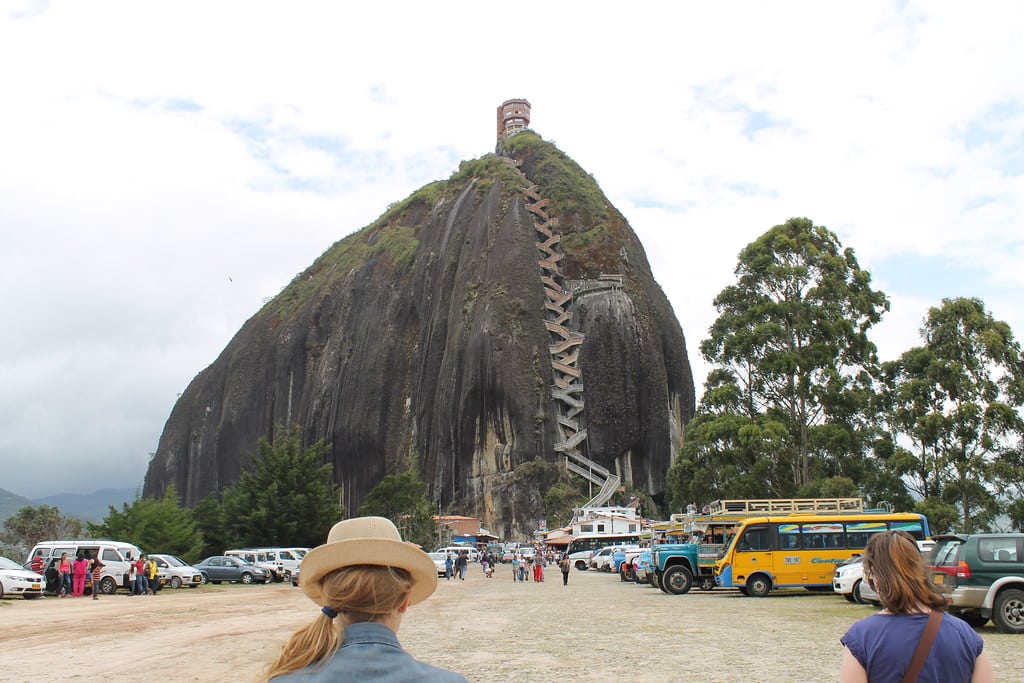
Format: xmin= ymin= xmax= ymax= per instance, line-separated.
xmin=651 ymin=542 xmax=720 ymax=594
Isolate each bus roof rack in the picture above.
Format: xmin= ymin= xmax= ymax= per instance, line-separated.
xmin=706 ymin=498 xmax=864 ymax=515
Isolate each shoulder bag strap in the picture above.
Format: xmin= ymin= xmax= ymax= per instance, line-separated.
xmin=901 ymin=611 xmax=943 ymax=683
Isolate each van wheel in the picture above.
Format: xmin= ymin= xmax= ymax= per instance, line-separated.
xmin=664 ymin=566 xmax=693 ymax=595
xmin=99 ymin=576 xmax=117 ymax=595
xmin=170 ymin=576 xmax=182 ymax=589
xmin=993 ymin=589 xmax=1024 ymax=634
xmin=746 ymin=574 xmax=772 ymax=598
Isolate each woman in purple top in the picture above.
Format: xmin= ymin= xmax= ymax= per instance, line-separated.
xmin=840 ymin=530 xmax=994 ymax=683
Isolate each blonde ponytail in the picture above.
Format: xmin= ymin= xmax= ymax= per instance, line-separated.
xmin=265 ymin=565 xmax=413 ymax=681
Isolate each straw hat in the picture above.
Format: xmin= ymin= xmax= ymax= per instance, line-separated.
xmin=299 ymin=516 xmax=438 ymax=605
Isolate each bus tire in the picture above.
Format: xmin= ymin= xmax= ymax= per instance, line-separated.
xmin=746 ymin=574 xmax=772 ymax=598
xmin=664 ymin=566 xmax=694 ymax=595
xmin=699 ymin=576 xmax=716 ymax=591
xmin=655 ymin=571 xmax=669 ymax=594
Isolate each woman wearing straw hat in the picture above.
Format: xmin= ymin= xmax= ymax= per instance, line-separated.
xmin=266 ymin=516 xmax=467 ymax=682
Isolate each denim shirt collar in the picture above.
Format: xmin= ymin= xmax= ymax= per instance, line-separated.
xmin=340 ymin=621 xmax=402 ymax=649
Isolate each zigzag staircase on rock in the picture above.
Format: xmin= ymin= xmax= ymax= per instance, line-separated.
xmin=501 ymin=156 xmax=620 ymax=507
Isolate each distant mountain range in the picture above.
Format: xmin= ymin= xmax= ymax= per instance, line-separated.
xmin=0 ymin=487 xmax=136 ymax=524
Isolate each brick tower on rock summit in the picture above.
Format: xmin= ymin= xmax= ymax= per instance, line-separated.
xmin=496 ymin=98 xmax=530 ymax=140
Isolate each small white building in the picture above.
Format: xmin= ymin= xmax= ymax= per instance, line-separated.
xmin=570 ymin=506 xmax=641 ymax=536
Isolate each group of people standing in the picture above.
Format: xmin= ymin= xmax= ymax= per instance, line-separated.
xmin=35 ymin=551 xmax=105 ymax=600
xmin=443 ymin=550 xmax=470 ymax=581
xmin=126 ymin=553 xmax=161 ymax=595
xmin=510 ymin=552 xmax=547 ymax=582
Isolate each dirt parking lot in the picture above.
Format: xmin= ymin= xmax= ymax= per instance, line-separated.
xmin=2 ymin=565 xmax=1021 ymax=682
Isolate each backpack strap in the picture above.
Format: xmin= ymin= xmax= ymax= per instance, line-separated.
xmin=902 ymin=611 xmax=943 ymax=683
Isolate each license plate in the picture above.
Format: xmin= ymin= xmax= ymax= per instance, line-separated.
xmin=933 ymin=574 xmax=944 ymax=584
xmin=31 ymin=583 xmax=40 ymax=589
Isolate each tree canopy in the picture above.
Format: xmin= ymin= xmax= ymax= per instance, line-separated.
xmin=669 ymin=218 xmax=890 ymax=509
xmin=88 ymin=485 xmax=203 ymax=562
xmin=357 ymin=472 xmax=436 ymax=549
xmin=881 ymin=297 xmax=1024 ymax=532
xmin=220 ymin=424 xmax=343 ymax=549
xmin=1 ymin=505 xmax=82 ymax=558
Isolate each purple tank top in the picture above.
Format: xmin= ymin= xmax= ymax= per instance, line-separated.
xmin=841 ymin=612 xmax=983 ymax=683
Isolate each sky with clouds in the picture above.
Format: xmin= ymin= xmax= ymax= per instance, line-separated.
xmin=1 ymin=1 xmax=1021 ymax=498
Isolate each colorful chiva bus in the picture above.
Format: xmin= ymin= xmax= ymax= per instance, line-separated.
xmin=714 ymin=512 xmax=929 ymax=596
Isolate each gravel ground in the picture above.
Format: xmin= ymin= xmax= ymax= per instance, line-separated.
xmin=2 ymin=565 xmax=1021 ymax=682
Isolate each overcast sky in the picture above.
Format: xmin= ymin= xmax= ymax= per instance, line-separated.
xmin=1 ymin=1 xmax=1022 ymax=499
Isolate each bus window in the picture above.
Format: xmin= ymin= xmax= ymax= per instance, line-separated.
xmin=736 ymin=525 xmax=771 ymax=551
xmin=845 ymin=521 xmax=887 ymax=549
xmin=889 ymin=519 xmax=924 ymax=540
xmin=777 ymin=524 xmax=802 ymax=549
xmin=802 ymin=522 xmax=845 ymax=549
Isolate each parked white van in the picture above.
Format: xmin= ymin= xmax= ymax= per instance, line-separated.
xmin=223 ymin=549 xmax=288 ymax=582
xmin=27 ymin=539 xmax=143 ymax=595
xmin=436 ymin=546 xmax=480 ymax=562
xmin=251 ymin=548 xmax=303 ymax=577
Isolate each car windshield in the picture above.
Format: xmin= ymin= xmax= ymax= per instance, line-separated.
xmin=0 ymin=556 xmax=24 ymax=570
xmin=162 ymin=555 xmax=186 ymax=567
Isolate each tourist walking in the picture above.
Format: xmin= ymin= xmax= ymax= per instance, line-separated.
xmin=533 ymin=553 xmax=544 ymax=582
xmin=265 ymin=516 xmax=468 ymax=682
xmin=444 ymin=553 xmax=453 ymax=581
xmin=560 ymin=555 xmax=570 ymax=585
xmin=839 ymin=530 xmax=993 ymax=683
xmin=511 ymin=555 xmax=520 ymax=582
xmin=455 ymin=551 xmax=468 ymax=581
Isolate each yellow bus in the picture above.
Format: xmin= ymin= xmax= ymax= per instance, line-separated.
xmin=714 ymin=511 xmax=930 ymax=597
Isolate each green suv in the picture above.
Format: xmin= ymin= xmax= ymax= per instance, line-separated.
xmin=930 ymin=533 xmax=1024 ymax=633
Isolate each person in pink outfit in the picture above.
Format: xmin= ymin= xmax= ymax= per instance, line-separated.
xmin=71 ymin=552 xmax=89 ymax=597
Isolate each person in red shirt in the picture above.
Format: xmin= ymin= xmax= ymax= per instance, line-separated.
xmin=133 ymin=556 xmax=148 ymax=595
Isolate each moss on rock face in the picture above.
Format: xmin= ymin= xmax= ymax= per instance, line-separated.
xmin=499 ymin=131 xmax=632 ymax=279
xmin=145 ymin=136 xmax=695 ymax=538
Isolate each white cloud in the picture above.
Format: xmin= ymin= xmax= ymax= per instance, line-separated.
xmin=1 ymin=1 xmax=1022 ymax=497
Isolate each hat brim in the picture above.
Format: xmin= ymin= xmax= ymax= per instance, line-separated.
xmin=300 ymin=538 xmax=438 ymax=606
